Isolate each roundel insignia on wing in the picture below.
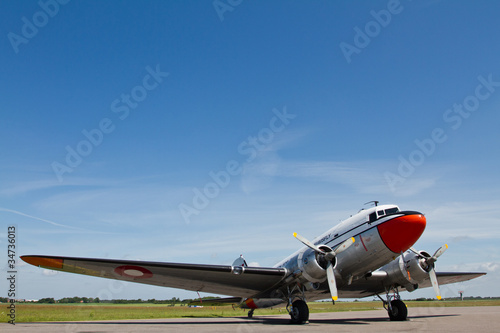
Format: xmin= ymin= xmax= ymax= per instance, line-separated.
xmin=114 ymin=265 xmax=153 ymax=279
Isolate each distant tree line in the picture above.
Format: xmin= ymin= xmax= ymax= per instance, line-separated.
xmin=58 ymin=297 xmax=100 ymax=303
xmin=0 ymin=296 xmax=219 ymax=304
xmin=98 ymin=296 xmax=216 ymax=305
xmin=38 ymin=297 xmax=57 ymax=303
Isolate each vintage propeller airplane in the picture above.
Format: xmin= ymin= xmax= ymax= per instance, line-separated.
xmin=22 ymin=203 xmax=485 ymax=324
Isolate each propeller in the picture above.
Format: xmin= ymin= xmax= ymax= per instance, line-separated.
xmin=409 ymin=244 xmax=448 ymax=300
xmin=293 ymin=233 xmax=355 ymax=302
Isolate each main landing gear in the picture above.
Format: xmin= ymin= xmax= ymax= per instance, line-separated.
xmin=284 ymin=284 xmax=309 ymax=324
xmin=378 ymin=288 xmax=408 ymax=321
xmin=288 ymin=299 xmax=309 ymax=324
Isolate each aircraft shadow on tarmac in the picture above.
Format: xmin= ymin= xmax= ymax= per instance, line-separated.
xmin=28 ymin=313 xmax=458 ymax=326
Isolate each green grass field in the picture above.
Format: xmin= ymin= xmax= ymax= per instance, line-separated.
xmin=2 ymin=299 xmax=499 ymax=323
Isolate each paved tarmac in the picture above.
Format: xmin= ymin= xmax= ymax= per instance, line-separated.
xmin=3 ymin=306 xmax=499 ymax=332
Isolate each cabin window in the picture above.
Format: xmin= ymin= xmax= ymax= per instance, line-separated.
xmin=369 ymin=212 xmax=377 ymax=222
xmin=377 ymin=210 xmax=385 ymax=217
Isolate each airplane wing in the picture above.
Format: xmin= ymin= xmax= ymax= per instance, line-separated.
xmin=21 ymin=255 xmax=486 ymax=302
xmin=335 ymin=271 xmax=486 ymax=299
xmin=409 ymin=271 xmax=486 ymax=290
xmin=21 ymin=255 xmax=287 ymax=298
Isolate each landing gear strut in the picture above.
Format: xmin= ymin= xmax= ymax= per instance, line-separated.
xmin=378 ymin=288 xmax=408 ymax=321
xmin=284 ymin=284 xmax=309 ymax=324
xmin=247 ymin=309 xmax=254 ymax=319
xmin=288 ymin=299 xmax=309 ymax=324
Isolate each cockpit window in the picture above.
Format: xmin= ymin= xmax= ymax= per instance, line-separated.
xmin=385 ymin=207 xmax=399 ymax=215
xmin=369 ymin=207 xmax=399 ymax=222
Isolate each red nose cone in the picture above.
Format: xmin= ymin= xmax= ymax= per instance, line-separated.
xmin=377 ymin=213 xmax=426 ymax=253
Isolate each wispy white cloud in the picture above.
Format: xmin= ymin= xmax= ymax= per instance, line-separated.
xmin=236 ymin=122 xmax=443 ymax=197
xmin=0 ymin=174 xmax=166 ymax=197
xmin=241 ymin=152 xmax=281 ymax=193
xmin=0 ymin=207 xmax=87 ymax=231
xmin=25 ymin=177 xmax=185 ymax=227
xmin=0 ymin=177 xmax=116 ymax=196
xmin=0 ymin=179 xmax=60 ymax=196
xmin=421 ymin=200 xmax=500 ymax=240
xmin=241 ymin=158 xmax=438 ymax=196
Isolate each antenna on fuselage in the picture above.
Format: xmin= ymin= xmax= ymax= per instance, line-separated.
xmin=364 ymin=200 xmax=379 ymax=207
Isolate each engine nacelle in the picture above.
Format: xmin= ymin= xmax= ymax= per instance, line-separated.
xmin=297 ymin=245 xmax=336 ymax=283
xmin=381 ymin=251 xmax=431 ymax=292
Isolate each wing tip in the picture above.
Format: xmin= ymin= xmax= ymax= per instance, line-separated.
xmin=21 ymin=255 xmax=63 ymax=269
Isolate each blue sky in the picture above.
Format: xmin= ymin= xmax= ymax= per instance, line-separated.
xmin=1 ymin=0 xmax=499 ymax=301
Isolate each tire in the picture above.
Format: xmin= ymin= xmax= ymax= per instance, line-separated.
xmin=290 ymin=300 xmax=309 ymax=324
xmin=388 ymin=299 xmax=408 ymax=321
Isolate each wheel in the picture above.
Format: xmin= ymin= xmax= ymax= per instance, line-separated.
xmin=289 ymin=300 xmax=309 ymax=324
xmin=247 ymin=309 xmax=254 ymax=319
xmin=388 ymin=299 xmax=408 ymax=321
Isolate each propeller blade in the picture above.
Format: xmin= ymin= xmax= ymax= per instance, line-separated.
xmin=293 ymin=232 xmax=352 ymax=303
xmin=401 ymin=251 xmax=411 ymax=281
xmin=430 ymin=244 xmax=448 ymax=262
xmin=326 ymin=262 xmax=338 ymax=302
xmin=429 ymin=267 xmax=442 ymax=300
xmin=410 ymin=245 xmax=447 ymax=299
xmin=333 ymin=237 xmax=355 ymax=255
xmin=426 ymin=244 xmax=448 ymax=266
xmin=409 ymin=247 xmax=420 ymax=256
xmin=323 ymin=237 xmax=355 ymax=261
xmin=293 ymin=232 xmax=324 ymax=254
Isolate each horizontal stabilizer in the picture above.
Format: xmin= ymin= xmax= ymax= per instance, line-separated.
xmin=189 ymin=297 xmax=243 ymax=306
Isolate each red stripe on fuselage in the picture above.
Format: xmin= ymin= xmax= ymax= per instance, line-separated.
xmin=359 ymin=235 xmax=368 ymax=251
